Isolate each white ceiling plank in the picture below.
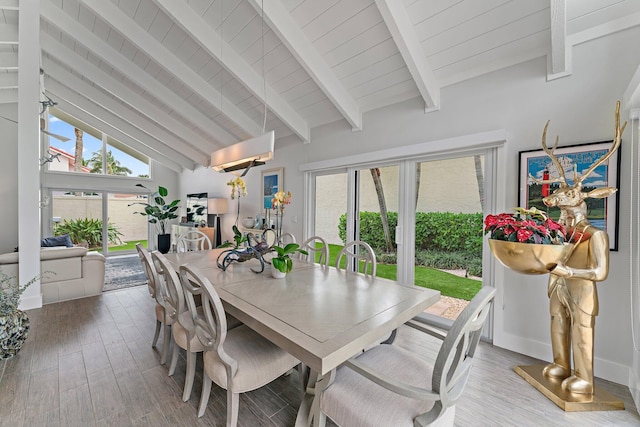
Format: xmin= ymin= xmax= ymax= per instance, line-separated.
xmin=41 ymin=33 xmax=218 ymax=156
xmin=0 ymin=0 xmax=18 ymax=10
xmin=153 ymin=0 xmax=310 ymax=140
xmin=245 ymin=0 xmax=361 ymax=131
xmin=40 ymin=1 xmax=236 ymax=146
xmin=0 ymin=88 xmax=17 ymax=103
xmin=0 ymin=24 xmax=17 ymax=44
xmin=436 ymin=33 xmax=549 ymax=87
xmin=45 ymin=80 xmax=191 ymax=172
xmin=569 ymin=9 xmax=640 ymax=46
xmin=548 ymin=0 xmax=571 ymax=80
xmin=43 ymin=57 xmax=211 ymax=167
xmin=0 ymin=71 xmax=17 ymax=88
xmin=0 ymin=51 xmax=18 ymax=69
xmin=374 ymin=0 xmax=439 ymax=110
xmin=79 ymin=0 xmax=264 ymax=140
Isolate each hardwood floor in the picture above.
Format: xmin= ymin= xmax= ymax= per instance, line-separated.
xmin=0 ymin=285 xmax=638 ymax=426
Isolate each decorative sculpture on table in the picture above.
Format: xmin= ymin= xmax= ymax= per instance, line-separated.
xmin=216 ymin=226 xmax=275 ymax=273
xmin=498 ymin=102 xmax=626 ymax=411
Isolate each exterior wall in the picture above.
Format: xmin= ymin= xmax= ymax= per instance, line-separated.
xmin=52 ymin=194 xmax=148 ymax=242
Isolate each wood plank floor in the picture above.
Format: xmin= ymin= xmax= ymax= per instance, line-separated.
xmin=0 ymin=285 xmax=638 ymax=426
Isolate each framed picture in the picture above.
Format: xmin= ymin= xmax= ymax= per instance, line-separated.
xmin=518 ymin=140 xmax=621 ymax=251
xmin=261 ymin=168 xmax=283 ymax=209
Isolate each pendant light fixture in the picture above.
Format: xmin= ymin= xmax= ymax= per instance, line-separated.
xmin=211 ymin=0 xmax=274 ymax=175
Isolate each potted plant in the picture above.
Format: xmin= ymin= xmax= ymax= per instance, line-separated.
xmin=131 ymin=183 xmax=180 ymax=253
xmin=0 ymin=269 xmax=41 ymax=359
xmin=270 ymin=243 xmax=308 ymax=278
xmin=484 ymin=207 xmax=572 ymax=275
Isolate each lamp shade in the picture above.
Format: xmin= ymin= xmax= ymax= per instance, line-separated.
xmin=210 ymin=131 xmax=274 ymax=172
xmin=208 ymin=198 xmax=228 ymax=215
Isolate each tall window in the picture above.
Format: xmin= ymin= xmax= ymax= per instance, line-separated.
xmin=47 ymin=109 xmax=149 ymax=178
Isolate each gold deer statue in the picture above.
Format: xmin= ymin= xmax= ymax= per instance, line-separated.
xmin=531 ymin=102 xmax=626 ymax=395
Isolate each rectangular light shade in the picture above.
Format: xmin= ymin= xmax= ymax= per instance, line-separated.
xmin=208 ymin=198 xmax=228 ymax=214
xmin=211 ymin=131 xmax=274 ymax=172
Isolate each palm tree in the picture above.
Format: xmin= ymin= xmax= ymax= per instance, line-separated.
xmin=370 ymin=168 xmax=393 ymax=253
xmin=73 ymin=128 xmax=83 ymax=173
xmin=88 ymin=150 xmax=132 ymax=176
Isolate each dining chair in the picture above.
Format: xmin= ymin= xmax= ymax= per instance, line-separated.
xmin=176 ymin=229 xmax=212 ymax=252
xmin=279 ymin=232 xmax=296 ymax=245
xmin=178 ymin=263 xmax=300 ymax=423
xmin=297 ymin=235 xmax=330 ymax=267
xmin=314 ymin=286 xmax=497 ymax=427
xmin=136 ymin=244 xmax=174 ymax=365
xmin=335 ymin=240 xmax=376 ymax=277
xmin=151 ymin=252 xmax=207 ymax=402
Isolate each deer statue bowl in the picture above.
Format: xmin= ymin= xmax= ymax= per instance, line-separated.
xmin=489 ymin=239 xmax=574 ymax=275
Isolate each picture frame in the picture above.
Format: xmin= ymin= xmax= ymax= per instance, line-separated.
xmin=518 ymin=140 xmax=621 ymax=251
xmin=261 ymin=168 xmax=283 ymax=210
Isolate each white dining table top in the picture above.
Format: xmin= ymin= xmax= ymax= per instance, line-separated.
xmin=164 ymin=249 xmax=440 ymax=375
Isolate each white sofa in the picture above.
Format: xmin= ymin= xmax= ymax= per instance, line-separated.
xmin=0 ymin=247 xmax=106 ymax=304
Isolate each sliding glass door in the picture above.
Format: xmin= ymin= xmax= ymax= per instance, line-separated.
xmin=49 ymin=189 xmax=148 ymax=255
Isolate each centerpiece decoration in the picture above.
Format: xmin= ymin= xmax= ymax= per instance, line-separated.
xmin=485 ymin=207 xmax=573 ymax=275
xmin=271 ymin=190 xmax=291 ymax=245
xmin=227 ymin=177 xmax=247 ymax=227
xmin=270 ymin=243 xmax=308 ymax=278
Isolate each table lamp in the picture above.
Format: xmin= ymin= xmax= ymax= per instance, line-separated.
xmin=207 ymin=198 xmax=228 ymax=247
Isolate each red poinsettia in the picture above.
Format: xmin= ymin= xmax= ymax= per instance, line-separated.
xmin=484 ymin=207 xmax=567 ymax=245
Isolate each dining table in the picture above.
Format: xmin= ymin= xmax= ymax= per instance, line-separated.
xmin=164 ymin=248 xmax=440 ymax=426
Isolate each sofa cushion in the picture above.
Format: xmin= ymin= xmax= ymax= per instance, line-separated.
xmin=41 ymin=234 xmax=74 ymax=248
xmin=40 ymin=246 xmax=88 ymax=260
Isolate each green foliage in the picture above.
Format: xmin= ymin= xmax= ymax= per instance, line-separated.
xmin=130 ymin=184 xmax=180 ymax=235
xmin=54 ymin=218 xmax=123 ymax=248
xmin=271 ymin=243 xmax=308 ymax=273
xmin=0 ymin=269 xmax=46 ymax=316
xmin=338 ymin=211 xmax=483 ymax=254
xmin=219 ymin=226 xmax=247 ymax=249
xmin=326 ymin=243 xmax=480 ymax=300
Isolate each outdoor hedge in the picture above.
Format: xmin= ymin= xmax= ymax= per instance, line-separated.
xmin=338 ymin=211 xmax=483 ymax=254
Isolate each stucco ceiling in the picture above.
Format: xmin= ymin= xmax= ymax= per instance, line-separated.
xmin=2 ymin=0 xmax=639 ymax=171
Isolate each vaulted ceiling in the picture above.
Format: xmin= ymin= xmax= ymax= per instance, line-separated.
xmin=2 ymin=0 xmax=639 ymax=172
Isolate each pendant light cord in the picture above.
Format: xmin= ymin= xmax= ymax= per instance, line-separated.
xmin=261 ymin=0 xmax=267 ymax=133
xmin=630 ymin=114 xmax=640 ymax=352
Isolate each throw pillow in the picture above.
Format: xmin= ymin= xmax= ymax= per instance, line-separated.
xmin=41 ymin=234 xmax=74 ymax=248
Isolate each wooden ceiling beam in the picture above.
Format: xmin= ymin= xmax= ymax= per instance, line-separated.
xmin=45 ymin=79 xmax=193 ymax=172
xmin=244 ymin=0 xmax=360 ymax=132
xmin=548 ymin=0 xmax=571 ymax=81
xmin=40 ymin=0 xmax=235 ymax=148
xmin=41 ymin=33 xmax=215 ymax=160
xmin=374 ymin=0 xmax=440 ymax=111
xmin=79 ymin=0 xmax=264 ymax=140
xmin=43 ymin=58 xmax=210 ymax=167
xmin=153 ymin=0 xmax=310 ymax=141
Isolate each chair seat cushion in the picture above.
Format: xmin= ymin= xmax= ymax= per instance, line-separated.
xmin=173 ymin=321 xmax=205 ymax=352
xmin=155 ymin=303 xmax=175 ymax=326
xmin=203 ymin=325 xmax=298 ymax=393
xmin=321 ymin=344 xmax=435 ymax=427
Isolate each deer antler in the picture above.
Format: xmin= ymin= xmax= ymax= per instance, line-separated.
xmin=536 ymin=120 xmax=568 ymax=186
xmin=575 ymin=101 xmax=626 ymax=185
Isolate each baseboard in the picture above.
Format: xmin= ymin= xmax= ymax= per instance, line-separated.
xmin=494 ymin=331 xmax=630 ymax=386
xmin=18 ymin=293 xmax=43 ymax=311
xmin=629 ymin=368 xmax=640 ymax=413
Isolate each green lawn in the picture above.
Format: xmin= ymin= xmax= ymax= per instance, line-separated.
xmin=99 ymin=240 xmax=147 ymax=252
xmin=324 ymin=244 xmax=481 ymax=301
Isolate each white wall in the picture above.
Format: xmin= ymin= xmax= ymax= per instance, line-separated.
xmin=0 ymin=103 xmax=19 ymax=254
xmin=181 ymin=26 xmax=640 ymax=387
xmin=179 ymin=142 xmax=308 ymax=245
